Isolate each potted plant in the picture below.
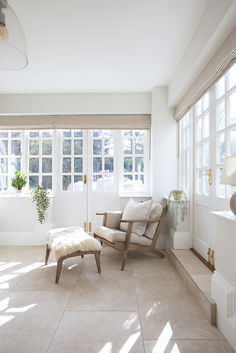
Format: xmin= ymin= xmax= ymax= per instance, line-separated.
xmin=31 ymin=185 xmax=50 ymax=224
xmin=11 ymin=170 xmax=27 ymax=191
xmin=167 ymin=189 xmax=189 ymax=229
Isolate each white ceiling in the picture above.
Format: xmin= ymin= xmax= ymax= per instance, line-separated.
xmin=1 ymin=0 xmax=212 ymax=93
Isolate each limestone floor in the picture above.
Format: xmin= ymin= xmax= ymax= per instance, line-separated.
xmin=0 ymin=246 xmax=234 ymax=353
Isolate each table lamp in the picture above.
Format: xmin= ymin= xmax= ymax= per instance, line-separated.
xmin=220 ymin=156 xmax=236 ymax=215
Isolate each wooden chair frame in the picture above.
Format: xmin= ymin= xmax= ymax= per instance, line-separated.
xmin=45 ymin=245 xmax=101 ymax=283
xmin=94 ymin=201 xmax=167 ymax=270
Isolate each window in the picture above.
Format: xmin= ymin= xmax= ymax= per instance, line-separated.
xmin=179 ymin=111 xmax=192 ymax=195
xmin=121 ymin=130 xmax=148 ymax=193
xmin=0 ymin=130 xmax=22 ymax=191
xmin=61 ymin=130 xmax=84 ymax=192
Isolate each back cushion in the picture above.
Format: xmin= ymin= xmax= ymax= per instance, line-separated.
xmin=105 ymin=211 xmax=122 ymax=229
xmin=144 ymin=203 xmax=163 ymax=239
xmin=120 ymin=199 xmax=153 ymax=236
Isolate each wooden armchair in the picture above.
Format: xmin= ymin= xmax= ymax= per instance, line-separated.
xmin=94 ymin=201 xmax=167 ymax=270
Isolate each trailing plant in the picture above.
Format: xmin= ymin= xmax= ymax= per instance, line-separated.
xmin=31 ymin=185 xmax=50 ymax=224
xmin=11 ymin=170 xmax=27 ymax=190
xmin=167 ymin=190 xmax=189 ymax=230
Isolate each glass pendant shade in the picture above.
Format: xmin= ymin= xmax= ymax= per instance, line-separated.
xmin=0 ymin=0 xmax=28 ymax=70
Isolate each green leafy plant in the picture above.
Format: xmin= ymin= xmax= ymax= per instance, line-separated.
xmin=31 ymin=186 xmax=50 ymax=224
xmin=11 ymin=170 xmax=27 ymax=190
xmin=167 ymin=189 xmax=189 ymax=230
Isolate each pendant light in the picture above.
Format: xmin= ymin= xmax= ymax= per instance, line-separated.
xmin=0 ymin=0 xmax=28 ymax=70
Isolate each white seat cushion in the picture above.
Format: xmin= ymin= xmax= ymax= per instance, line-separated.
xmin=46 ymin=226 xmax=102 ymax=261
xmin=95 ymin=226 xmax=152 ymax=246
xmin=144 ymin=203 xmax=163 ymax=240
xmin=120 ymin=199 xmax=153 ymax=236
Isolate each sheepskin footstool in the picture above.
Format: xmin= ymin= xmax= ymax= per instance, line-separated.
xmin=45 ymin=226 xmax=102 ymax=283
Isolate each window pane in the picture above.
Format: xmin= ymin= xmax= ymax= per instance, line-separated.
xmin=135 ymin=131 xmax=145 ymax=136
xmin=63 ymin=175 xmax=71 ymax=191
xmin=63 ymin=158 xmax=71 ymax=173
xmin=216 ymin=76 xmax=225 ymax=99
xmin=135 ymin=175 xmax=144 ymax=191
xmin=104 ymin=139 xmax=114 ymax=155
xmin=196 ymin=118 xmax=202 ymax=142
xmin=42 ymin=140 xmax=52 ymax=155
xmin=63 ymin=130 xmax=71 ymax=138
xmin=0 ymin=132 xmax=8 ymax=138
xmin=216 ymin=100 xmax=225 ymax=130
xmin=124 ymin=175 xmax=133 ymax=191
xmin=229 ymin=64 xmax=236 ymax=89
xmin=196 ymin=170 xmax=202 ymax=195
xmin=135 ymin=140 xmax=144 ymax=154
xmin=197 ymin=145 xmax=202 ymax=168
xmin=0 ymin=158 xmax=7 ymax=173
xmin=74 ymin=130 xmax=83 ymax=138
xmin=74 ymin=175 xmax=83 ymax=191
xmin=29 ymin=131 xmax=39 ymax=138
xmin=93 ymin=140 xmax=102 ymax=155
xmin=104 ymin=157 xmax=113 ymax=172
xmin=135 ymin=157 xmax=144 ymax=172
xmin=42 ymin=175 xmax=52 ymax=189
xmin=229 ymin=92 xmax=236 ymax=125
xmin=103 ymin=130 xmax=114 ymax=137
xmin=195 ymin=101 xmax=202 ymax=116
xmin=93 ymin=157 xmax=102 ymax=173
xmin=124 ymin=157 xmax=132 ymax=172
xmin=63 ymin=140 xmax=71 ymax=155
xmin=29 ymin=158 xmax=39 ymax=173
xmin=123 ymin=130 xmax=132 ymax=137
xmin=104 ymin=174 xmax=114 ymax=191
xmin=74 ymin=158 xmax=83 ymax=173
xmin=0 ymin=176 xmax=7 ymax=190
xmin=11 ymin=131 xmax=21 ymax=138
xmin=93 ymin=175 xmax=102 ymax=191
xmin=29 ymin=140 xmax=39 ymax=155
xmin=74 ymin=140 xmax=83 ymax=155
xmin=29 ymin=176 xmax=39 ymax=190
xmin=11 ymin=140 xmax=21 ymax=155
xmin=202 ymin=113 xmax=209 ymax=139
xmin=11 ymin=158 xmax=21 ymax=173
xmin=202 ymin=93 xmax=209 ymax=111
xmin=42 ymin=158 xmax=52 ymax=173
xmin=202 ymin=141 xmax=209 ymax=167
xmin=217 ymin=133 xmax=225 ymax=163
xmin=0 ymin=140 xmax=8 ymax=155
xmin=93 ymin=130 xmax=102 ymax=137
xmin=123 ymin=139 xmax=132 ymax=154
xmin=230 ymin=128 xmax=236 ymax=156
xmin=217 ymin=167 xmax=225 ymax=198
xmin=42 ymin=131 xmax=53 ymax=138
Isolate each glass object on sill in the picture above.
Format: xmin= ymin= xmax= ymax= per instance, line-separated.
xmin=104 ymin=139 xmax=114 ymax=155
xmin=123 ymin=139 xmax=132 ymax=154
xmin=0 ymin=176 xmax=8 ymax=190
xmin=63 ymin=130 xmax=71 ymax=138
xmin=42 ymin=158 xmax=52 ymax=173
xmin=63 ymin=140 xmax=71 ymax=155
xmin=135 ymin=140 xmax=144 ymax=154
xmin=230 ymin=128 xmax=236 ymax=155
xmin=62 ymin=175 xmax=71 ymax=191
xmin=104 ymin=174 xmax=114 ymax=191
xmin=42 ymin=131 xmax=53 ymax=138
xmin=229 ymin=63 xmax=236 ymax=90
xmin=229 ymin=91 xmax=236 ymax=125
xmin=29 ymin=158 xmax=39 ymax=173
xmin=124 ymin=175 xmax=133 ymax=191
xmin=74 ymin=140 xmax=83 ymax=155
xmin=74 ymin=158 xmax=83 ymax=173
xmin=0 ymin=131 xmax=8 ymax=138
xmin=29 ymin=131 xmax=39 ymax=138
xmin=0 ymin=140 xmax=8 ymax=155
xmin=216 ymin=76 xmax=225 ymax=99
xmin=74 ymin=130 xmax=83 ymax=138
xmin=104 ymin=157 xmax=113 ymax=172
xmin=11 ymin=158 xmax=20 ymax=173
xmin=216 ymin=100 xmax=225 ymax=130
xmin=124 ymin=157 xmax=132 ymax=172
xmin=62 ymin=158 xmax=71 ymax=173
xmin=135 ymin=174 xmax=144 ymax=191
xmin=135 ymin=157 xmax=144 ymax=173
xmin=42 ymin=175 xmax=52 ymax=189
xmin=93 ymin=130 xmax=102 ymax=138
xmin=74 ymin=175 xmax=83 ymax=191
xmin=93 ymin=157 xmax=102 ymax=173
xmin=29 ymin=140 xmax=39 ymax=155
xmin=0 ymin=158 xmax=8 ymax=173
xmin=92 ymin=174 xmax=103 ymax=191
xmin=93 ymin=140 xmax=102 ymax=155
xmin=42 ymin=140 xmax=52 ymax=155
xmin=29 ymin=176 xmax=39 ymax=190
xmin=11 ymin=131 xmax=21 ymax=138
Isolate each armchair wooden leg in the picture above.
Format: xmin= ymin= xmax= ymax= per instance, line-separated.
xmin=45 ymin=244 xmax=50 ymax=265
xmin=55 ymin=257 xmax=64 ymax=284
xmin=94 ymin=252 xmax=101 ymax=273
xmin=151 ymin=249 xmax=164 ymax=258
xmin=81 ymin=255 xmax=84 ymax=258
xmin=121 ymin=250 xmax=128 ymax=271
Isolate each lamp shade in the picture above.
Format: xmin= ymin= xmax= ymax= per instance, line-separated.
xmin=0 ymin=0 xmax=28 ymax=70
xmin=220 ymin=156 xmax=236 ymax=185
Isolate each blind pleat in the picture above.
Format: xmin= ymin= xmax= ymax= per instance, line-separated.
xmin=0 ymin=114 xmax=151 ymax=130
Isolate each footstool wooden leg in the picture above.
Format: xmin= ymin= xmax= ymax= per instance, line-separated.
xmin=55 ymin=257 xmax=64 ymax=284
xmin=45 ymin=244 xmax=50 ymax=265
xmin=94 ymin=252 xmax=101 ymax=273
xmin=81 ymin=254 xmax=84 ymax=258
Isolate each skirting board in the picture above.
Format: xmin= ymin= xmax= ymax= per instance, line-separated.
xmin=170 ymin=228 xmax=191 ymax=249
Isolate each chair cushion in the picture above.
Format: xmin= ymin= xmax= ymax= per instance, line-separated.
xmin=120 ymin=199 xmax=153 ymax=236
xmin=95 ymin=226 xmax=152 ymax=246
xmin=144 ymin=203 xmax=163 ymax=239
xmin=46 ymin=226 xmax=102 ymax=261
xmin=105 ymin=211 xmax=122 ymax=229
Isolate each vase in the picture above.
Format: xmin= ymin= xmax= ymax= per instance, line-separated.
xmin=173 ymin=192 xmax=182 ymax=201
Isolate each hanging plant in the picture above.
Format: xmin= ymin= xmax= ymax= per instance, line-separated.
xmin=167 ymin=190 xmax=189 ymax=230
xmin=31 ymin=185 xmax=50 ymax=224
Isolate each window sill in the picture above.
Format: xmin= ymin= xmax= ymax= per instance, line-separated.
xmin=119 ymin=194 xmax=152 ymax=198
xmin=0 ymin=192 xmax=55 ymax=198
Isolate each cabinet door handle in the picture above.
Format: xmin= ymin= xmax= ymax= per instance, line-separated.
xmin=203 ymin=168 xmax=212 ymax=185
xmin=89 ymin=222 xmax=91 ymax=232
xmin=83 ymin=222 xmax=87 ymax=232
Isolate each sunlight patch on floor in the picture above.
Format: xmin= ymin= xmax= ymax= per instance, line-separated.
xmin=98 ymin=342 xmax=112 ymax=353
xmin=119 ymin=331 xmax=141 ymax=353
xmin=152 ymin=322 xmax=173 ymax=353
xmin=0 ymin=262 xmax=21 ymax=272
xmin=14 ymin=262 xmax=43 ymax=274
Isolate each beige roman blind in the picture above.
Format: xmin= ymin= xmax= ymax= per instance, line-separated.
xmin=175 ymin=27 xmax=236 ymax=121
xmin=0 ymin=114 xmax=151 ymax=130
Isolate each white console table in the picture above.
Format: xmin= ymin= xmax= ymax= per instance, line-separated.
xmin=211 ymin=211 xmax=236 ymax=351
